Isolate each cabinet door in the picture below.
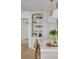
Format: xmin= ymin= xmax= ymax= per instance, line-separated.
xmin=41 ymin=51 xmax=58 ymax=59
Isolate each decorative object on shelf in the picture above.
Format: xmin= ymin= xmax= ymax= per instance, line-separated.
xmin=34 ymin=39 xmax=41 ymax=59
xmin=35 ymin=25 xmax=42 ymax=28
xmin=36 ymin=16 xmax=43 ymax=19
xmin=33 ymin=21 xmax=37 ymax=23
xmin=46 ymin=29 xmax=58 ymax=47
xmin=39 ymin=33 xmax=42 ymax=37
xmin=33 ymin=32 xmax=38 ymax=37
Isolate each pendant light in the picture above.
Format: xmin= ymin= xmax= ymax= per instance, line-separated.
xmin=48 ymin=0 xmax=58 ymax=19
xmin=50 ymin=0 xmax=54 ymax=16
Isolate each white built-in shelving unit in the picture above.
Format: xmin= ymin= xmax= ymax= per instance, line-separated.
xmin=29 ymin=12 xmax=45 ymax=48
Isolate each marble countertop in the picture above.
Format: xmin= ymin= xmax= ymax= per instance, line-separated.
xmin=39 ymin=39 xmax=58 ymax=51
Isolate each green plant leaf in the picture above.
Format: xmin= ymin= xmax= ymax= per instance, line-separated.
xmin=49 ymin=29 xmax=58 ymax=36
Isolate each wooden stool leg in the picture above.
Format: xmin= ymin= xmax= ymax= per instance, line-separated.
xmin=34 ymin=39 xmax=41 ymax=59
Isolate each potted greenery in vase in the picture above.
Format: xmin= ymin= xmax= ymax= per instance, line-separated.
xmin=49 ymin=29 xmax=58 ymax=41
xmin=46 ymin=29 xmax=58 ymax=47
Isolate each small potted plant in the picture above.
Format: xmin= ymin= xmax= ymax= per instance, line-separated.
xmin=49 ymin=29 xmax=58 ymax=42
xmin=46 ymin=29 xmax=58 ymax=47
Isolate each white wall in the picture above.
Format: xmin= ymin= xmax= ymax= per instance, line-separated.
xmin=21 ymin=11 xmax=32 ymax=40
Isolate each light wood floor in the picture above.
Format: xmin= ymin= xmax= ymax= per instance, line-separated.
xmin=21 ymin=39 xmax=35 ymax=59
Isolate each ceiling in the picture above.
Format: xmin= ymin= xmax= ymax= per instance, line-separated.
xmin=21 ymin=0 xmax=51 ymax=12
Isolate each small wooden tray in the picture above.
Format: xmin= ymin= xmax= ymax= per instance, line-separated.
xmin=46 ymin=42 xmax=58 ymax=47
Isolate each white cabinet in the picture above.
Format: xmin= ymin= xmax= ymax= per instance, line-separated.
xmin=41 ymin=49 xmax=58 ymax=59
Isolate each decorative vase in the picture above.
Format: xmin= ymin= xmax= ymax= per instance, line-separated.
xmin=52 ymin=35 xmax=57 ymax=42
